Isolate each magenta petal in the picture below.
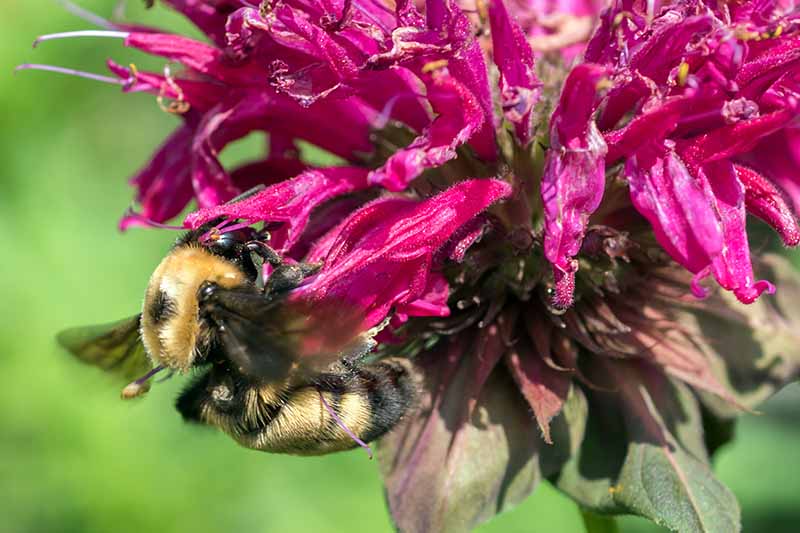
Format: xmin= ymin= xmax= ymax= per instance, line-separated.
xmin=186 ymin=89 xmax=374 ymax=206
xmin=292 ymin=179 xmax=512 ymax=329
xmin=541 ymin=64 xmax=609 ymax=308
xmin=125 ymin=32 xmax=254 ymax=84
xmin=368 ymin=75 xmax=484 ymax=191
xmin=229 ymin=157 xmax=307 ymax=192
xmin=679 ymin=109 xmax=795 ymax=166
xmin=353 ymin=68 xmax=430 ymax=133
xmin=185 ymin=167 xmax=370 ymax=251
xmin=737 ymin=36 xmax=800 ymax=102
xmin=119 ymin=125 xmax=194 ymax=230
xmin=189 ymin=96 xmax=258 ymax=207
xmin=394 ymin=272 xmax=451 ymax=323
xmin=488 ymin=0 xmax=541 ymax=145
xmin=625 ymin=145 xmax=724 ymax=275
xmin=426 ymin=0 xmax=497 ymax=160
xmin=629 ymin=15 xmax=714 ymax=85
xmin=739 ymin=129 xmax=800 ymax=214
xmin=605 ymin=96 xmax=699 ymax=163
xmin=106 ymin=60 xmax=225 ymax=111
xmin=702 ymin=161 xmax=776 ymax=304
xmin=735 ymin=164 xmax=800 ymax=246
xmin=162 ymin=0 xmax=239 ymax=47
xmin=584 ymin=1 xmax=647 ymax=66
xmin=275 ymin=5 xmax=360 ymax=78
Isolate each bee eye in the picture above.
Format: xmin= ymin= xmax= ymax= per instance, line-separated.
xmin=207 ymin=229 xmax=253 ymax=255
xmin=211 ymin=232 xmax=238 ymax=251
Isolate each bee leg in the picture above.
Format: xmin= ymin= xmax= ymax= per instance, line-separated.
xmin=246 ymin=241 xmax=321 ymax=295
xmin=265 ymin=262 xmax=321 ymax=295
xmin=175 ymin=371 xmax=213 ymax=424
xmin=246 ymin=241 xmax=283 ymax=267
xmin=225 ymin=184 xmax=265 ymax=204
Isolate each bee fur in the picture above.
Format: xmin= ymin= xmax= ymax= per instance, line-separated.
xmin=58 ymin=219 xmax=420 ymax=455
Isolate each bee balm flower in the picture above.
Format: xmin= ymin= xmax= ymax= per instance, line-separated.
xmin=26 ymin=0 xmax=800 ymax=531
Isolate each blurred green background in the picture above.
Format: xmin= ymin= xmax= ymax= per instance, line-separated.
xmin=1 ymin=2 xmax=798 ymax=532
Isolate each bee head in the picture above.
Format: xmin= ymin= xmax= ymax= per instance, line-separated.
xmin=140 ymin=236 xmax=251 ymax=372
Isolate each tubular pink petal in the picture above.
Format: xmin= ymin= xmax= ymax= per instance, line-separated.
xmin=679 ymin=109 xmax=795 ymax=166
xmin=735 ymin=164 xmax=800 ymax=246
xmin=368 ymin=75 xmax=484 ymax=191
xmin=740 ymin=129 xmax=800 ymax=214
xmin=702 ymin=161 xmax=776 ymax=304
xmin=292 ymin=179 xmax=512 ymax=330
xmin=185 ymin=167 xmax=370 ymax=228
xmin=541 ymin=64 xmax=609 ymax=309
xmin=625 ymin=146 xmax=723 ymax=275
xmin=186 ymin=167 xmax=371 ymax=252
xmin=162 ymin=0 xmax=239 ymax=47
xmin=488 ymin=0 xmax=541 ymax=145
xmin=425 ymin=0 xmax=497 ymax=161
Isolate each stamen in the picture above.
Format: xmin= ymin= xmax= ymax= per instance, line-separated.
xmin=55 ymin=0 xmax=118 ymax=29
xmin=318 ymin=391 xmax=374 ymax=459
xmin=157 ymin=64 xmax=191 ymax=115
xmin=422 ymin=59 xmax=449 ymax=73
xmin=33 ymin=30 xmax=129 ymax=48
xmin=676 ymin=61 xmax=690 ymax=87
xmin=15 ymin=63 xmax=126 ymax=86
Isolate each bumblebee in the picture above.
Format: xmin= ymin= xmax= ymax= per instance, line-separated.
xmin=58 ymin=220 xmax=418 ymax=455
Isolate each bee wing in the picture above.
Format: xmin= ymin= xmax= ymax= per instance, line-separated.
xmin=199 ymin=287 xmax=373 ymax=381
xmin=57 ymin=315 xmax=152 ymax=382
xmin=199 ymin=287 xmax=297 ymax=381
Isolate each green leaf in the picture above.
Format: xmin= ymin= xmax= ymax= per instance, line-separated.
xmin=377 ymin=332 xmax=543 ymax=533
xmin=554 ymin=361 xmax=741 ymax=533
xmin=550 ymin=384 xmax=628 ymax=513
xmin=609 ymin=362 xmax=740 ymax=533
xmin=581 ymin=509 xmax=619 ymax=533
xmin=679 ymin=254 xmax=800 ymax=415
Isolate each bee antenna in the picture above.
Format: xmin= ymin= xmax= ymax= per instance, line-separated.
xmin=318 ymin=391 xmax=374 ymax=459
xmin=135 ymin=365 xmax=165 ymax=384
xmin=120 ymin=207 xmax=186 ymax=231
xmin=198 ymin=219 xmax=253 ymax=245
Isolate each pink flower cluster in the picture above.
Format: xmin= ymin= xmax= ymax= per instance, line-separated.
xmin=544 ymin=0 xmax=800 ymax=307
xmin=24 ymin=0 xmax=800 ymax=322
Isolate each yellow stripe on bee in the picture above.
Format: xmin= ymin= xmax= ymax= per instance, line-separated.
xmin=335 ymin=392 xmax=372 ymax=439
